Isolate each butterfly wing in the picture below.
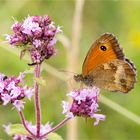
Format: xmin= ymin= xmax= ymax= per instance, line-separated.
xmin=82 ymin=33 xmax=124 ymax=76
xmin=81 ymin=33 xmax=136 ymax=93
xmin=89 ymin=59 xmax=136 ymax=93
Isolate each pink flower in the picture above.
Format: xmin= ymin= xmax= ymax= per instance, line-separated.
xmin=6 ymin=15 xmax=62 ymax=64
xmin=26 ymin=121 xmax=52 ymax=135
xmin=30 ymin=49 xmax=41 ymax=63
xmin=22 ymin=16 xmax=41 ymax=36
xmin=3 ymin=124 xmax=11 ymax=134
xmin=56 ymin=26 xmax=62 ymax=33
xmin=11 ymin=22 xmax=23 ymax=33
xmin=47 ymin=38 xmax=57 ymax=48
xmin=13 ymin=135 xmax=32 ymax=140
xmin=91 ymin=114 xmax=106 ymax=126
xmin=3 ymin=124 xmax=32 ymax=140
xmin=10 ymin=87 xmax=21 ymax=98
xmin=6 ymin=81 xmax=16 ymax=90
xmin=5 ymin=34 xmax=11 ymax=43
xmin=18 ymin=72 xmax=25 ymax=83
xmin=24 ymin=87 xmax=34 ymax=100
xmin=13 ymin=100 xmax=25 ymax=111
xmin=62 ymin=87 xmax=105 ymax=125
xmin=1 ymin=94 xmax=11 ymax=105
xmin=0 ymin=73 xmax=34 ymax=111
xmin=33 ymin=39 xmax=41 ymax=48
xmin=62 ymin=101 xmax=71 ymax=114
xmin=40 ymin=123 xmax=52 ymax=135
xmin=0 ymin=82 xmax=4 ymax=92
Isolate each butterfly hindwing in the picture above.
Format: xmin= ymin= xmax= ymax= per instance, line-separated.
xmin=89 ymin=59 xmax=136 ymax=93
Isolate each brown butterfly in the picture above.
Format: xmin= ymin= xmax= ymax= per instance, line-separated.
xmin=74 ymin=33 xmax=136 ymax=93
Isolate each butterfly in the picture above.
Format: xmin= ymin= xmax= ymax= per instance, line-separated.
xmin=74 ymin=33 xmax=136 ymax=93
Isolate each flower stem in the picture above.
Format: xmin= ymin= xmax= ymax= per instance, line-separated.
xmin=34 ymin=64 xmax=41 ymax=137
xmin=19 ymin=111 xmax=35 ymax=137
xmin=40 ymin=117 xmax=70 ymax=138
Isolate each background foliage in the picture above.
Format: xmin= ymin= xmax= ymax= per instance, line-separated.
xmin=0 ymin=0 xmax=140 ymax=139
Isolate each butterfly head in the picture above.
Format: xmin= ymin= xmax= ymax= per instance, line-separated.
xmin=74 ymin=74 xmax=83 ymax=82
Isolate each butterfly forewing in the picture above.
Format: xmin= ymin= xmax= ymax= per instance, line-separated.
xmin=82 ymin=33 xmax=124 ymax=76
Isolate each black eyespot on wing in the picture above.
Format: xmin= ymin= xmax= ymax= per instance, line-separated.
xmin=100 ymin=33 xmax=125 ymax=60
xmin=100 ymin=45 xmax=107 ymax=51
xmin=120 ymin=78 xmax=126 ymax=84
xmin=109 ymin=63 xmax=117 ymax=71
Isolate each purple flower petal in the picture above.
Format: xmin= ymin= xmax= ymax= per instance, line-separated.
xmin=63 ymin=87 xmax=105 ymax=125
xmin=13 ymin=100 xmax=25 ymax=111
xmin=1 ymin=94 xmax=11 ymax=105
xmin=91 ymin=114 xmax=106 ymax=126
xmin=0 ymin=82 xmax=4 ymax=92
xmin=26 ymin=121 xmax=52 ymax=135
xmin=17 ymin=72 xmax=25 ymax=83
xmin=24 ymin=87 xmax=34 ymax=100
xmin=5 ymin=34 xmax=11 ymax=42
xmin=40 ymin=122 xmax=52 ymax=135
xmin=22 ymin=16 xmax=42 ymax=36
xmin=10 ymin=87 xmax=21 ymax=98
xmin=3 ymin=124 xmax=11 ymax=134
xmin=6 ymin=81 xmax=16 ymax=90
xmin=33 ymin=39 xmax=41 ymax=48
xmin=0 ymin=72 xmax=33 ymax=110
xmin=62 ymin=101 xmax=71 ymax=114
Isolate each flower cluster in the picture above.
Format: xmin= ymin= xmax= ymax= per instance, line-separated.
xmin=62 ymin=87 xmax=105 ymax=125
xmin=6 ymin=15 xmax=61 ymax=64
xmin=4 ymin=122 xmax=52 ymax=140
xmin=0 ymin=73 xmax=33 ymax=111
xmin=26 ymin=121 xmax=52 ymax=136
xmin=13 ymin=135 xmax=32 ymax=140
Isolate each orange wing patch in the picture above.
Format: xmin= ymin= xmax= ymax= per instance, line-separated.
xmin=82 ymin=33 xmax=124 ymax=76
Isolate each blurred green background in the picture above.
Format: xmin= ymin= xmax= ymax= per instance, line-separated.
xmin=0 ymin=0 xmax=140 ymax=139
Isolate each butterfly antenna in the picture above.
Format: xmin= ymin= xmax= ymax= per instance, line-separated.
xmin=58 ymin=69 xmax=78 ymax=75
xmin=58 ymin=76 xmax=75 ymax=89
xmin=58 ymin=70 xmax=79 ymax=89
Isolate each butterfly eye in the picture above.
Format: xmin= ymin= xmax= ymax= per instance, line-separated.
xmin=100 ymin=45 xmax=107 ymax=51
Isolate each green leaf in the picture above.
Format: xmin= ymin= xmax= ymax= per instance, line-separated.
xmin=34 ymin=77 xmax=46 ymax=86
xmin=47 ymin=133 xmax=63 ymax=140
xmin=8 ymin=124 xmax=29 ymax=136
